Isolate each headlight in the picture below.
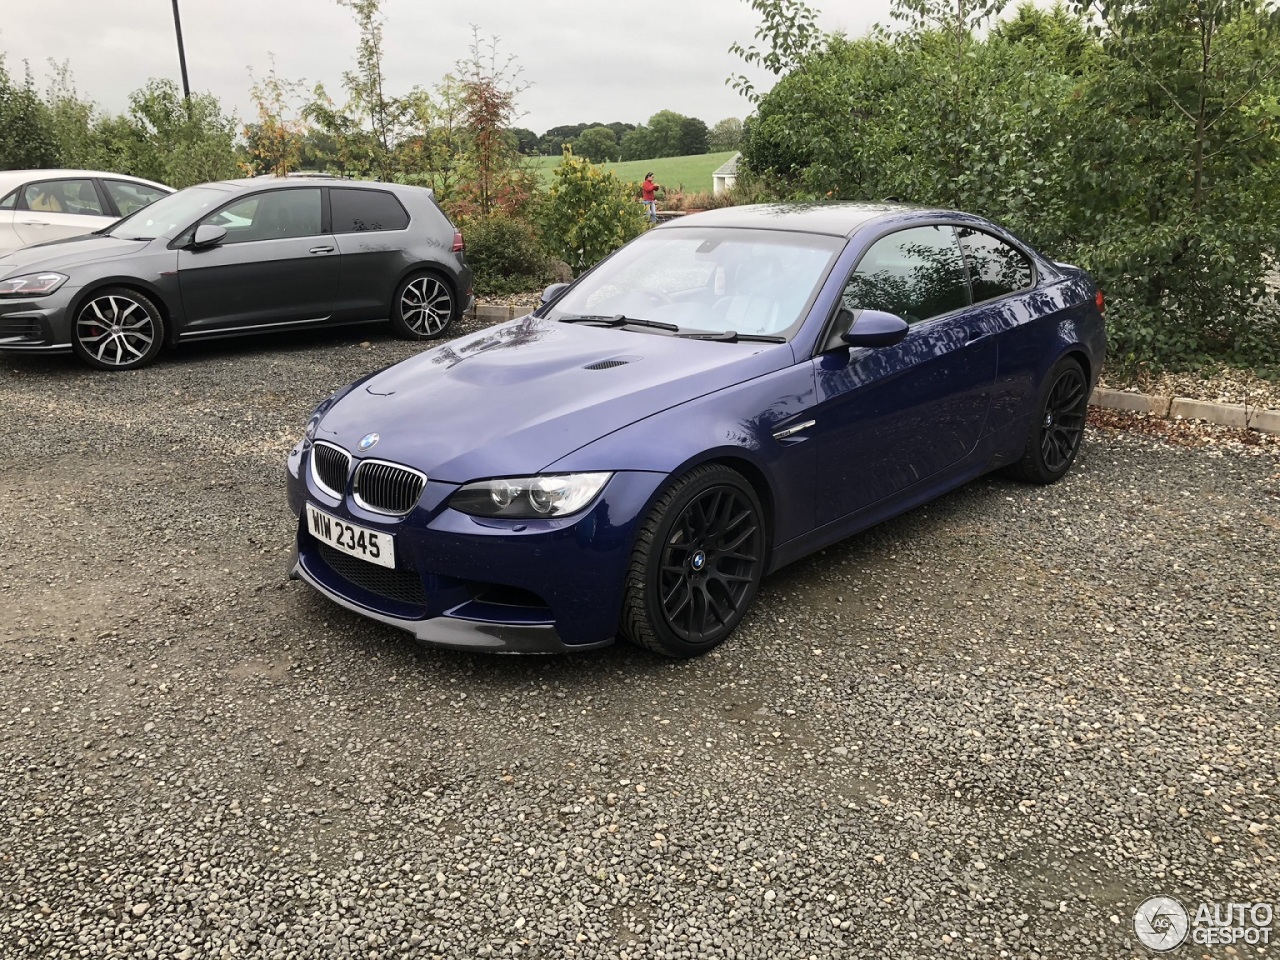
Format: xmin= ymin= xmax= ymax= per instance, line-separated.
xmin=0 ymin=272 xmax=69 ymax=297
xmin=450 ymin=473 xmax=612 ymax=519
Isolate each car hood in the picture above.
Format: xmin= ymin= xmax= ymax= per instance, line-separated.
xmin=316 ymin=316 xmax=793 ymax=483
xmin=0 ymin=234 xmax=153 ymax=277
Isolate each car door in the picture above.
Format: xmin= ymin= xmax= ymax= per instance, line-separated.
xmin=809 ymin=224 xmax=998 ymax=524
xmin=328 ymin=186 xmax=412 ymax=321
xmin=176 ymin=187 xmax=339 ymax=333
xmin=12 ymin=178 xmax=114 ymax=246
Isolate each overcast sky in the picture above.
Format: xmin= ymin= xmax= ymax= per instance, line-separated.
xmin=1 ymin=0 xmax=894 ymax=135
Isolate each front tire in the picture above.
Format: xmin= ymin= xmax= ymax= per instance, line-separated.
xmin=72 ymin=287 xmax=165 ymax=371
xmin=391 ymin=271 xmax=456 ymax=340
xmin=621 ymin=464 xmax=766 ymax=658
xmin=1008 ymin=355 xmax=1089 ymax=484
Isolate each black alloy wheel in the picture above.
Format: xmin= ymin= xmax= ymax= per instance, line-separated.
xmin=1010 ymin=355 xmax=1089 ymax=483
xmin=622 ymin=464 xmax=766 ymax=658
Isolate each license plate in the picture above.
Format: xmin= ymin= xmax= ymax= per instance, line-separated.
xmin=305 ymin=503 xmax=395 ymax=569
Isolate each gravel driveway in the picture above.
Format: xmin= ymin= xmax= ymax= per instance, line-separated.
xmin=1 ymin=323 xmax=1277 ymax=959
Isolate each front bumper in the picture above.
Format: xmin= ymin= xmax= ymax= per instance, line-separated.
xmin=0 ymin=286 xmax=78 ymax=352
xmin=286 ymin=441 xmax=665 ymax=652
xmin=290 ymin=546 xmax=608 ymax=653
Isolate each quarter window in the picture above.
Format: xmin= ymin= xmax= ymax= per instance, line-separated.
xmin=842 ymin=225 xmax=970 ymax=324
xmin=103 ymin=180 xmax=168 ymax=216
xmin=958 ymin=227 xmax=1033 ymax=302
xmin=330 ymin=188 xmax=409 ymax=233
xmin=0 ymin=190 xmax=15 ymax=210
xmin=22 ymin=179 xmax=104 ymax=216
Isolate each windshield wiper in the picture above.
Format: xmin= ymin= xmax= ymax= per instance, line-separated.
xmin=559 ymin=313 xmax=679 ymax=332
xmin=677 ymin=330 xmax=787 ymax=343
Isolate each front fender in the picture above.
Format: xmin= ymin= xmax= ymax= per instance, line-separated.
xmin=544 ymin=357 xmax=818 ymax=552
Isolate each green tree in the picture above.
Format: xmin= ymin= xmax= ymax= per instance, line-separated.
xmin=677 ymin=116 xmax=710 ymax=154
xmin=242 ymin=58 xmax=309 ymax=176
xmin=0 ymin=57 xmax=58 ymax=169
xmin=619 ymin=125 xmax=656 ymax=161
xmin=708 ymin=116 xmax=744 ymax=152
xmin=126 ymin=79 xmax=239 ymax=187
xmin=575 ymin=125 xmax=620 ymax=162
xmin=728 ymin=0 xmax=824 ymax=102
xmin=538 ymin=149 xmax=646 ymax=274
xmin=1070 ymin=0 xmax=1280 ymax=368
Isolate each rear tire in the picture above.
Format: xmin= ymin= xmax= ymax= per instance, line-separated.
xmin=620 ymin=464 xmax=766 ymax=658
xmin=71 ymin=287 xmax=165 ymax=371
xmin=391 ymin=271 xmax=456 ymax=340
xmin=1008 ymin=356 xmax=1089 ymax=484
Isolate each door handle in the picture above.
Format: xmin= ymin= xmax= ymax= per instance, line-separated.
xmin=309 ymin=246 xmax=335 ymax=254
xmin=965 ymin=329 xmax=992 ymax=347
xmin=19 ymin=220 xmax=50 ymax=226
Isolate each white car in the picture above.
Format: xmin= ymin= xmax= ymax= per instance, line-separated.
xmin=0 ymin=170 xmax=173 ymax=255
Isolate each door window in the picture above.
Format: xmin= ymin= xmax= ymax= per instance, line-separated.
xmin=330 ymin=188 xmax=409 ymax=233
xmin=103 ymin=180 xmax=169 ymax=216
xmin=21 ymin=179 xmax=104 ymax=216
xmin=841 ymin=225 xmax=971 ymax=324
xmin=957 ymin=227 xmax=1033 ymax=302
xmin=202 ymin=189 xmax=323 ymax=244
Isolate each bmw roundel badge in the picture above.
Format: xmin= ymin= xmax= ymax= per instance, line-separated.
xmin=358 ymin=432 xmax=380 ymax=451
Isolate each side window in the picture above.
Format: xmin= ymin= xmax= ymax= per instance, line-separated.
xmin=330 ymin=188 xmax=409 ymax=233
xmin=202 ymin=189 xmax=322 ymax=244
xmin=841 ymin=225 xmax=970 ymax=324
xmin=957 ymin=227 xmax=1033 ymax=302
xmin=103 ymin=180 xmax=168 ymax=216
xmin=22 ymin=179 xmax=105 ymax=216
xmin=0 ymin=189 xmax=16 ymax=210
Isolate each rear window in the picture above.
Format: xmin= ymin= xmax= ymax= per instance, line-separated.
xmin=330 ymin=188 xmax=409 ymax=233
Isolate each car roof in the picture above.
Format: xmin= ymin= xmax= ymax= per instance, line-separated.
xmin=211 ymin=176 xmax=432 ymax=197
xmin=0 ymin=169 xmax=173 ymax=192
xmin=661 ymin=202 xmax=949 ymax=238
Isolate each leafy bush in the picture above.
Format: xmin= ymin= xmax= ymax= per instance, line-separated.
xmin=461 ymin=213 xmax=549 ymax=297
xmin=537 ymin=149 xmax=646 ymax=275
xmin=743 ymin=0 xmax=1280 ymax=374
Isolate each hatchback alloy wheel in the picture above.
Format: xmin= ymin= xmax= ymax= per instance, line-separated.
xmin=394 ymin=274 xmax=454 ymax=338
xmin=72 ymin=287 xmax=165 ymax=371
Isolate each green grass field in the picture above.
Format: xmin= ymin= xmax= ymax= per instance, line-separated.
xmin=528 ymin=151 xmax=737 ymax=194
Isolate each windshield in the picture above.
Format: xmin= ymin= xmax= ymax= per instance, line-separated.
xmin=544 ymin=226 xmax=844 ymax=338
xmin=107 ymin=185 xmax=233 ymax=240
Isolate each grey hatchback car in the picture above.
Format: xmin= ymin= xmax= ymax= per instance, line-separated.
xmin=0 ymin=176 xmax=473 ymax=370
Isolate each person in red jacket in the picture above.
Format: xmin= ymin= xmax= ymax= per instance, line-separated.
xmin=641 ymin=172 xmax=663 ymax=223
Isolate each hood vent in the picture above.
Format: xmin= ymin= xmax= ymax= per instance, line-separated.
xmin=583 ymin=356 xmax=636 ymax=370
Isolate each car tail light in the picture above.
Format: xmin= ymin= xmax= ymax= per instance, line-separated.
xmin=1095 ymin=289 xmax=1105 ymax=314
xmin=452 ymin=230 xmax=464 ymax=253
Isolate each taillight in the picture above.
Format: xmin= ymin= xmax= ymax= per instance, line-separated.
xmin=1095 ymin=289 xmax=1105 ymax=314
xmin=452 ymin=230 xmax=464 ymax=253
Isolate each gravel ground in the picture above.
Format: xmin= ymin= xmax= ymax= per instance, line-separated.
xmin=1 ymin=322 xmax=1277 ymax=960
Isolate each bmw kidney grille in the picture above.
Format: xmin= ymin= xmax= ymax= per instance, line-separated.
xmin=354 ymin=460 xmax=427 ymax=515
xmin=311 ymin=441 xmax=352 ymax=498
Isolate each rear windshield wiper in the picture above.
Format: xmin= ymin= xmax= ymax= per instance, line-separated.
xmin=558 ymin=313 xmax=679 ymax=332
xmin=677 ymin=330 xmax=787 ymax=343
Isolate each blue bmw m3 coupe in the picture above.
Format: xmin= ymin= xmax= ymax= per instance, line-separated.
xmin=286 ymin=203 xmax=1105 ymax=657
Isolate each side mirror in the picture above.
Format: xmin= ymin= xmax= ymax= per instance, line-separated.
xmin=540 ymin=282 xmax=570 ymax=305
xmin=841 ymin=309 xmax=909 ymax=348
xmin=191 ymin=224 xmax=227 ymax=249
